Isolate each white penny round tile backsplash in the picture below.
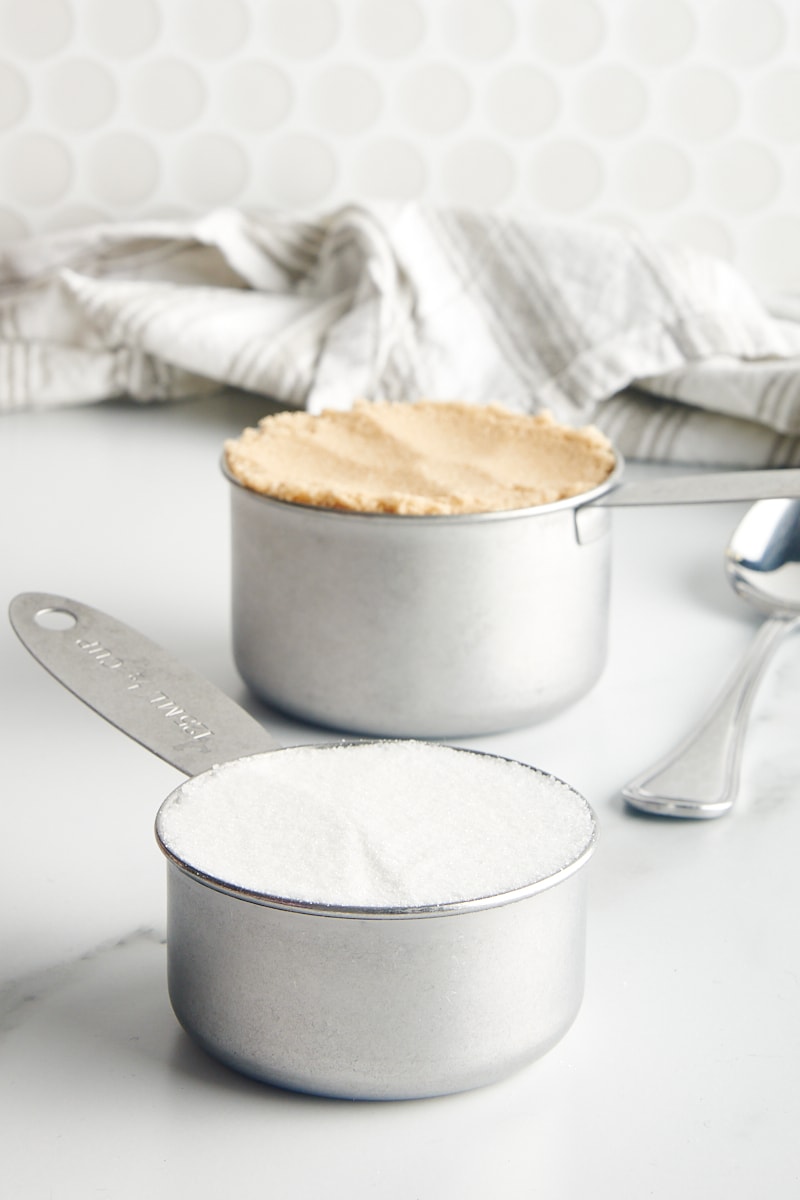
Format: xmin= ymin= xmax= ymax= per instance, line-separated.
xmin=1 ymin=0 xmax=799 ymax=292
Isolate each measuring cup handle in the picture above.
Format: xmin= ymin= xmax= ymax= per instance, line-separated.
xmin=595 ymin=468 xmax=800 ymax=507
xmin=9 ymin=592 xmax=280 ymax=777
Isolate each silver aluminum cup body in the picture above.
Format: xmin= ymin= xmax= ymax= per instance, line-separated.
xmin=227 ymin=469 xmax=615 ymax=738
xmin=162 ymin=849 xmax=592 ymax=1101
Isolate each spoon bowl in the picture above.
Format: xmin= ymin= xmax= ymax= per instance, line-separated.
xmin=725 ymin=498 xmax=800 ymax=616
xmin=623 ymin=498 xmax=800 ymax=818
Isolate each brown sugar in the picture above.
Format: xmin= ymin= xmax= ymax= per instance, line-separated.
xmin=224 ymin=399 xmax=616 ymax=515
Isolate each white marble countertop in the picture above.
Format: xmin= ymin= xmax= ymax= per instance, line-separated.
xmin=1 ymin=394 xmax=798 ymax=1199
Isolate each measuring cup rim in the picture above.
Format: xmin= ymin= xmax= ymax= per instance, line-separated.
xmin=220 ymin=452 xmax=624 ymax=524
xmin=154 ymin=742 xmax=599 ymax=920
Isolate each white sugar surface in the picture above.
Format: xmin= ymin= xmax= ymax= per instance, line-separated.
xmin=156 ymin=741 xmax=595 ymax=909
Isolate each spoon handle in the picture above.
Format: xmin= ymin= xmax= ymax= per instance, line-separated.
xmin=622 ymin=614 xmax=800 ymax=818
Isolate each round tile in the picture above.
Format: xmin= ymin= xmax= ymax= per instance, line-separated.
xmin=217 ymin=60 xmax=293 ymax=131
xmin=257 ymin=0 xmax=340 ymax=58
xmin=615 ymin=140 xmax=694 ymax=212
xmin=173 ymin=133 xmax=249 ymax=205
xmin=353 ymin=0 xmax=425 ymax=59
xmin=309 ymin=64 xmax=383 ymax=135
xmin=128 ymin=58 xmax=206 ymax=130
xmin=575 ymin=65 xmax=649 ymax=138
xmin=484 ymin=64 xmax=560 ymax=138
xmin=0 ymin=205 xmax=30 ymax=241
xmin=260 ymin=134 xmax=338 ymax=207
xmin=86 ymin=132 xmax=160 ymax=206
xmin=136 ymin=204 xmax=194 ymax=221
xmin=43 ymin=59 xmax=118 ymax=130
xmin=618 ymin=0 xmax=696 ymax=65
xmin=741 ymin=214 xmax=800 ymax=291
xmin=752 ymin=68 xmax=800 ymax=142
xmin=703 ymin=0 xmax=785 ymax=66
xmin=589 ymin=210 xmax=641 ymax=235
xmin=527 ymin=0 xmax=605 ymax=63
xmin=663 ymin=211 xmax=736 ymax=261
xmin=43 ymin=204 xmax=110 ymax=232
xmin=0 ymin=132 xmax=73 ymax=205
xmin=83 ymin=0 xmax=161 ymax=59
xmin=662 ymin=66 xmax=740 ymax=141
xmin=440 ymin=139 xmax=516 ymax=206
xmin=527 ymin=139 xmax=604 ymax=211
xmin=0 ymin=0 xmax=73 ymax=58
xmin=0 ymin=62 xmax=30 ymax=129
xmin=396 ymin=63 xmax=471 ymax=134
xmin=167 ymin=0 xmax=250 ymax=60
xmin=349 ymin=137 xmax=428 ymax=200
xmin=702 ymin=139 xmax=782 ymax=213
xmin=440 ymin=0 xmax=516 ymax=61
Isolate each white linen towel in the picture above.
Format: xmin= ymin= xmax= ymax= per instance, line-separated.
xmin=2 ymin=202 xmax=800 ymax=464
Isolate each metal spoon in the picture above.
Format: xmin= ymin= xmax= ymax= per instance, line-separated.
xmin=622 ymin=498 xmax=800 ymax=819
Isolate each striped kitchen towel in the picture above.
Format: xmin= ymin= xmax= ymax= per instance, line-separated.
xmin=2 ymin=202 xmax=800 ymax=465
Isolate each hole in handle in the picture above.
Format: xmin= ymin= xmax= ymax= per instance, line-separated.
xmin=34 ymin=607 xmax=77 ymax=632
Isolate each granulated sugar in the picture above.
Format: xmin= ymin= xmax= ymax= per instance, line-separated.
xmin=156 ymin=741 xmax=596 ymax=909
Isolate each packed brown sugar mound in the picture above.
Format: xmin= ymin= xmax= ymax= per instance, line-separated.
xmin=224 ymin=400 xmax=617 ymax=515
